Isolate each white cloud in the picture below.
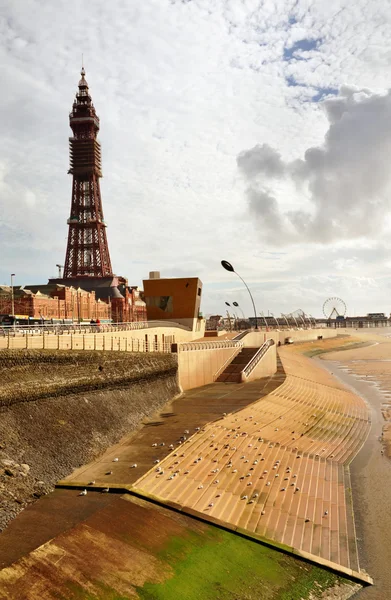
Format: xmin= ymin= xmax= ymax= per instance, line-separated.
xmin=1 ymin=0 xmax=391 ymax=316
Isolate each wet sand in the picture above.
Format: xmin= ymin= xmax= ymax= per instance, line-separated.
xmin=320 ymin=348 xmax=391 ymax=599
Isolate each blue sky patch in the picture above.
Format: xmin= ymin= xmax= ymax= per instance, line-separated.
xmin=284 ymin=38 xmax=320 ymax=61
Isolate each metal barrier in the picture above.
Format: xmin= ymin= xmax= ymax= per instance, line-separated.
xmin=0 ymin=319 xmax=191 ymax=337
xmin=0 ymin=333 xmax=174 ymax=354
xmin=242 ymin=339 xmax=275 ymax=379
xmin=178 ymin=340 xmax=243 ymax=352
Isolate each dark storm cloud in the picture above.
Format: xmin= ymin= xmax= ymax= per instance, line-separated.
xmin=237 ymin=86 xmax=391 ymax=244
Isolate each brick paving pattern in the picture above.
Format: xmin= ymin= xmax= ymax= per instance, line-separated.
xmin=134 ymin=348 xmax=371 ymax=573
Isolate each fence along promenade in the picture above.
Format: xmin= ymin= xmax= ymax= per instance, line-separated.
xmin=132 ymin=347 xmax=372 ymax=584
xmin=0 ymin=326 xmax=242 ymax=355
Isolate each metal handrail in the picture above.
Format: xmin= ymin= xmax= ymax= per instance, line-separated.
xmin=178 ymin=340 xmax=243 ymax=352
xmin=212 ymin=344 xmax=243 ymax=381
xmin=242 ymin=339 xmax=275 ymax=379
xmin=0 ymin=319 xmax=192 ymax=336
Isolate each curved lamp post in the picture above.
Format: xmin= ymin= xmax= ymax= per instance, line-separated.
xmin=10 ymin=273 xmax=15 ymax=324
xmin=225 ymin=301 xmax=238 ymax=330
xmin=221 ymin=260 xmax=258 ymax=330
xmin=232 ymin=301 xmax=245 ymax=319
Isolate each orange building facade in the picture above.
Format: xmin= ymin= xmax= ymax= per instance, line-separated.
xmin=143 ymin=273 xmax=203 ymax=331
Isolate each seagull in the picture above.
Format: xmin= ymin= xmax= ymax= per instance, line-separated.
xmin=160 ymin=442 xmax=165 ymax=446
xmin=131 ymin=464 xmax=137 ymax=468
xmin=154 ymin=459 xmax=160 ymax=464
xmin=208 ymin=502 xmax=214 ymax=507
xmin=169 ymin=444 xmax=174 ymax=449
xmin=323 ymin=510 xmax=329 ymax=517
xmin=281 ymin=488 xmax=286 ymax=492
xmin=101 ymin=487 xmax=109 ymax=493
xmin=79 ymin=489 xmax=87 ymax=496
xmin=266 ymin=482 xmax=271 ymax=486
xmin=241 ymin=495 xmax=248 ymax=500
xmin=261 ymin=510 xmax=266 ymax=515
xmin=198 ymin=484 xmax=204 ymax=489
xmin=184 ymin=470 xmax=190 ymax=474
xmin=184 ymin=430 xmax=189 ymax=434
xmin=305 ymin=518 xmax=310 ymax=523
xmin=106 ymin=471 xmax=113 ymax=475
xmin=113 ymin=458 xmax=119 ymax=462
xmin=156 ymin=467 xmax=162 ymax=472
xmin=195 ymin=427 xmax=200 ymax=431
xmin=152 ymin=443 xmax=158 ymax=447
xmin=88 ymin=480 xmax=95 ymax=485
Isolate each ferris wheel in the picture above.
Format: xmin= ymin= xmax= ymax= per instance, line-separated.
xmin=322 ymin=297 xmax=347 ymax=320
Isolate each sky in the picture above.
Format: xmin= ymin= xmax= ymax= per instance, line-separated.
xmin=1 ymin=0 xmax=391 ymax=318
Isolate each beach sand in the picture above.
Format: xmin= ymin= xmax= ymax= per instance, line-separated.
xmin=319 ymin=328 xmax=391 ymax=599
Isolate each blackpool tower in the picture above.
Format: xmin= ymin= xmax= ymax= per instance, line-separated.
xmin=63 ymin=68 xmax=113 ymax=279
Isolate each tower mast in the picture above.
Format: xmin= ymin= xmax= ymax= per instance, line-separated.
xmin=63 ymin=68 xmax=113 ymax=278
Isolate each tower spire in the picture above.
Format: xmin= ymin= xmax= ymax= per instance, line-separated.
xmin=63 ymin=69 xmax=113 ymax=279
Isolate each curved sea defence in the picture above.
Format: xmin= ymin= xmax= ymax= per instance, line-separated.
xmin=134 ymin=347 xmax=372 ymax=583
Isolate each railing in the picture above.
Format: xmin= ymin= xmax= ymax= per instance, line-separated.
xmin=0 ymin=319 xmax=191 ymax=337
xmin=178 ymin=340 xmax=243 ymax=352
xmin=232 ymin=330 xmax=250 ymax=340
xmin=0 ymin=332 xmax=174 ymax=353
xmin=242 ymin=339 xmax=275 ymax=379
xmin=212 ymin=344 xmax=244 ymax=381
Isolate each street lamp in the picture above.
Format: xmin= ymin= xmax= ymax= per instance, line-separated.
xmin=225 ymin=301 xmax=238 ymax=331
xmin=10 ymin=274 xmax=15 ymax=320
xmin=233 ymin=301 xmax=245 ymax=330
xmin=221 ymin=260 xmax=258 ymax=329
xmin=232 ymin=301 xmax=245 ymax=318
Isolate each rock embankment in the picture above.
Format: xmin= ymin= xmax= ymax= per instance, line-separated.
xmin=0 ymin=350 xmax=179 ymax=531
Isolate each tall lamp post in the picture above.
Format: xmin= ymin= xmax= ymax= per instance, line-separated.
xmin=10 ymin=273 xmax=15 ymax=320
xmin=225 ymin=301 xmax=236 ymax=331
xmin=221 ymin=260 xmax=258 ymax=330
xmin=232 ymin=301 xmax=245 ymax=319
xmin=233 ymin=301 xmax=245 ymax=330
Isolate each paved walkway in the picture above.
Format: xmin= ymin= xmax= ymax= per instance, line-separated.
xmin=0 ymin=367 xmax=284 ymax=571
xmin=132 ymin=349 xmax=371 ymax=582
xmin=0 ymin=348 xmax=372 ymax=587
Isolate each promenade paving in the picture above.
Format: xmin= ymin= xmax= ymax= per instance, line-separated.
xmin=132 ymin=348 xmax=371 ymax=580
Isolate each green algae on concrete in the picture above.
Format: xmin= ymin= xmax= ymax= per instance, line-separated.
xmin=134 ymin=526 xmax=349 ymax=600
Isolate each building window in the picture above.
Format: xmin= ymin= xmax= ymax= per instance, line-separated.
xmin=198 ymin=288 xmax=201 ymax=296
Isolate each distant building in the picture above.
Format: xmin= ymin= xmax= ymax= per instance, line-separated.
xmin=143 ymin=272 xmax=203 ymax=332
xmin=206 ymin=315 xmax=223 ymax=330
xmin=0 ymin=284 xmax=110 ymax=321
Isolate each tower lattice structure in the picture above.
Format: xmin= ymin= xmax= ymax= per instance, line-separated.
xmin=63 ymin=68 xmax=113 ymax=278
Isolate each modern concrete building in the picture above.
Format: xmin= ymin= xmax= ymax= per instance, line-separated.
xmin=143 ymin=272 xmax=203 ymax=332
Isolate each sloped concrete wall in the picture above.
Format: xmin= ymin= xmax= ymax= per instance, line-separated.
xmin=0 ymin=350 xmax=179 ymax=532
xmin=177 ymin=346 xmax=241 ymax=391
xmin=242 ymin=328 xmax=342 ymax=347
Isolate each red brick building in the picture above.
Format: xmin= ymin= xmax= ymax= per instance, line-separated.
xmin=0 ymin=283 xmax=147 ymax=323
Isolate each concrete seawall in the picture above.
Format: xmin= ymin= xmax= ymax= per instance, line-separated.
xmin=0 ymin=350 xmax=179 ymax=531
